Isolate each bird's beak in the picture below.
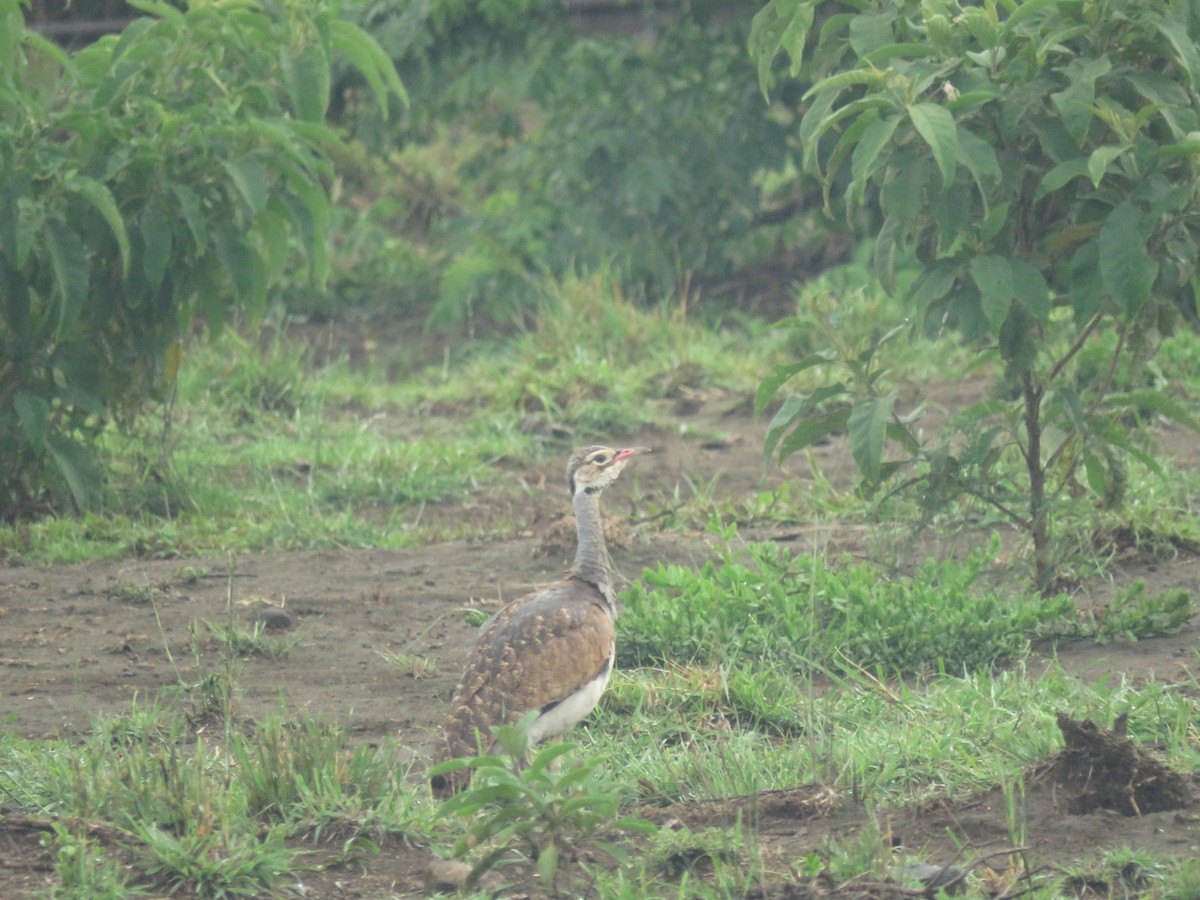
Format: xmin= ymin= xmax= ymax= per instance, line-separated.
xmin=614 ymin=446 xmax=652 ymax=463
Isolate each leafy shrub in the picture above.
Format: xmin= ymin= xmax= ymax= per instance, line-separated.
xmin=618 ymin=535 xmax=1073 ymax=675
xmin=0 ymin=0 xmax=402 ymax=518
xmin=752 ymin=0 xmax=1200 ymax=589
xmin=432 ymin=712 xmax=651 ymax=892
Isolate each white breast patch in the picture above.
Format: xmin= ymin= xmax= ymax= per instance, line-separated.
xmin=527 ymin=656 xmax=614 ymax=747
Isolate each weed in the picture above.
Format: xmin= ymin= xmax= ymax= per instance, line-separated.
xmin=376 ymin=648 xmax=437 ymax=678
xmin=1002 ymin=775 xmax=1028 ymax=849
xmin=174 ymin=565 xmax=210 ymax=584
xmin=232 ymin=712 xmax=417 ymax=842
xmin=1075 ymin=580 xmax=1194 ymax=644
xmin=1164 ymin=857 xmax=1200 ymax=900
xmin=40 ymin=822 xmax=141 ymax=900
xmin=106 ymin=581 xmax=165 ymax=606
xmin=133 ymin=822 xmax=295 ymax=898
xmin=203 ymin=619 xmax=298 ymax=661
xmin=431 ymin=712 xmax=653 ymax=892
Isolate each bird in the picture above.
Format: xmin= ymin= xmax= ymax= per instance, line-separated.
xmin=430 ymin=444 xmax=650 ymax=797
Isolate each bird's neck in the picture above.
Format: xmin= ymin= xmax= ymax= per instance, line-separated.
xmin=569 ymin=488 xmax=614 ymax=609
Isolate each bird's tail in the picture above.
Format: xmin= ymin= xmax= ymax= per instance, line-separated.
xmin=429 ymin=704 xmax=491 ymax=798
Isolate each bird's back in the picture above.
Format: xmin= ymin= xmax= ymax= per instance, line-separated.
xmin=433 ymin=577 xmax=615 ymax=790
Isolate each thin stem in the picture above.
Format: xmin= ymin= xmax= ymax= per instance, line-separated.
xmin=1021 ymin=371 xmax=1052 ymax=592
xmin=1048 ymin=311 xmax=1104 ymax=382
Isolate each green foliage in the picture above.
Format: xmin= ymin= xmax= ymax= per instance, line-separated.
xmin=40 ymin=822 xmax=142 ymax=900
xmin=340 ymin=1 xmax=792 ymax=327
xmin=618 ymin=531 xmax=1073 ymax=677
xmin=4 ymin=697 xmax=421 ymax=896
xmin=231 ymin=713 xmax=414 ymax=839
xmin=1077 ymin=580 xmax=1194 ymax=644
xmin=0 ymin=0 xmax=403 ymax=518
xmin=431 ymin=712 xmax=652 ymax=892
xmin=752 ymin=0 xmax=1200 ymax=588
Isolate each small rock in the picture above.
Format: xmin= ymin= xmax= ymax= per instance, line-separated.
xmin=255 ymin=607 xmax=292 ymax=630
xmin=426 ymin=857 xmax=473 ymax=892
xmin=893 ymin=862 xmax=965 ymax=889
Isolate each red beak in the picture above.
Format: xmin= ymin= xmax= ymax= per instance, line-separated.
xmin=614 ymin=447 xmax=652 ymax=463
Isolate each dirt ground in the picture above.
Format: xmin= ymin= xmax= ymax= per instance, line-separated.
xmin=2 ymin=385 xmax=1199 ymax=897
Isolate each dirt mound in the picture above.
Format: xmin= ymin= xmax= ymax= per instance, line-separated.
xmin=1052 ymin=712 xmax=1194 ymax=817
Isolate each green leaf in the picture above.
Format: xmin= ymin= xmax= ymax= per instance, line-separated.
xmin=46 ymin=432 xmax=103 ymax=511
xmin=848 ymin=392 xmax=895 ymax=483
xmin=1011 ymin=259 xmax=1050 ymax=323
xmin=284 ymin=178 xmax=330 ymax=283
xmin=171 ymin=183 xmax=207 ymax=254
xmin=1113 ymin=389 xmax=1200 ymax=431
xmin=749 ymin=0 xmax=813 ymax=95
xmin=755 ymin=352 xmax=836 ymax=415
xmin=221 ymin=157 xmax=269 ymax=216
xmin=969 ymin=254 xmax=1014 ymax=332
xmin=1099 ymin=203 xmax=1158 ymax=319
xmin=212 ymin=223 xmax=260 ymax=305
xmin=1155 ymin=19 xmax=1200 ymax=92
xmin=1087 ymin=145 xmax=1124 ymax=187
xmin=329 ymin=19 xmax=408 ymax=116
xmin=1035 ymin=158 xmax=1088 ymax=200
xmin=778 ymin=408 xmax=851 ymax=462
xmin=1001 ymin=0 xmax=1062 ymax=33
xmin=906 ymin=261 xmax=958 ymax=313
xmin=803 ymin=69 xmax=888 ymax=103
xmin=851 ymin=115 xmax=901 ymax=201
xmin=907 ymin=103 xmax=957 ymax=190
xmin=126 ymin=0 xmax=185 ymax=25
xmin=848 ymin=11 xmax=895 ymax=56
xmin=766 ymin=386 xmax=849 ymax=460
xmin=1083 ymin=452 xmax=1106 ymax=497
xmin=537 ymin=841 xmax=559 ymax=884
xmin=42 ymin=219 xmax=89 ymax=335
xmin=879 ymin=153 xmax=928 ymax=225
xmin=1154 ymin=135 xmax=1200 ymax=160
xmin=140 ymin=209 xmax=173 ymax=289
xmin=13 ymin=392 xmax=50 ymax=452
xmin=1050 ymin=55 xmax=1111 ymax=147
xmin=956 ymin=126 xmax=1000 ymax=192
xmin=281 ymin=42 xmax=329 ymax=124
xmin=66 ymin=176 xmax=130 ymax=276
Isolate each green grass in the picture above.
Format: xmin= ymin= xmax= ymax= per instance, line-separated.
xmin=0 ymin=270 xmax=795 ymax=565
xmin=3 ymin=266 xmax=1200 ymax=896
xmin=618 ymin=531 xmax=1076 ymax=678
xmin=4 ymin=626 xmax=1200 ymax=896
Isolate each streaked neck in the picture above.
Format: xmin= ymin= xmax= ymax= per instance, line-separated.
xmin=569 ymin=488 xmax=612 ymax=604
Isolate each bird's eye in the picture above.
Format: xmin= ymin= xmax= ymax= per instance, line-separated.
xmin=591 ymin=452 xmax=612 ymax=467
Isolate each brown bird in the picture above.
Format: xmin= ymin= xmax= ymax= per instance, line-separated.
xmin=431 ymin=444 xmax=650 ymax=796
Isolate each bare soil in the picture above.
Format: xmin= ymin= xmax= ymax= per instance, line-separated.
xmin=2 ymin=388 xmax=1199 ymax=897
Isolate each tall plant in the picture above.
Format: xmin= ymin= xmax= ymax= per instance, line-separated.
xmin=753 ymin=0 xmax=1200 ymax=589
xmin=0 ymin=0 xmax=403 ymax=518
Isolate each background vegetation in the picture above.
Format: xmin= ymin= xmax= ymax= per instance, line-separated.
xmin=2 ymin=0 xmax=1200 ymax=895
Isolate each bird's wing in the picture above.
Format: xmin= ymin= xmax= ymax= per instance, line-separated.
xmin=439 ymin=579 xmax=614 ymax=760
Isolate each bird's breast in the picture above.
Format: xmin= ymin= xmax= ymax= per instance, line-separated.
xmin=526 ymin=652 xmax=615 ymax=746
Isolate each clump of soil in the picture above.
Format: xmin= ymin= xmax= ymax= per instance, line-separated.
xmin=1052 ymin=712 xmax=1194 ymax=816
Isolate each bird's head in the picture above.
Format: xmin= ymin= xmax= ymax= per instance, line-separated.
xmin=567 ymin=445 xmax=651 ymax=495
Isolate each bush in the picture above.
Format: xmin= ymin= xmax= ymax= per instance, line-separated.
xmin=752 ymin=0 xmax=1200 ymax=589
xmin=0 ymin=0 xmax=402 ymax=518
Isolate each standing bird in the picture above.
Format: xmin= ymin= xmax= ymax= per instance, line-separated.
xmin=431 ymin=444 xmax=650 ymax=797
